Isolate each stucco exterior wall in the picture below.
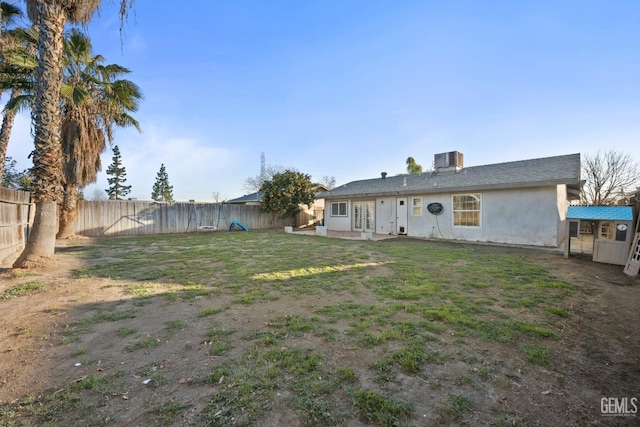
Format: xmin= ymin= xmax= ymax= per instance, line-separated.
xmin=323 ymin=199 xmax=352 ymax=231
xmin=323 ymin=185 xmax=568 ymax=247
xmin=407 ymin=186 xmax=562 ymax=246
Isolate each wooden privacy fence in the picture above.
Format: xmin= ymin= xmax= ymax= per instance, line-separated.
xmin=75 ymin=200 xmax=288 ymax=237
xmin=1 ymin=196 xmax=305 ymax=265
xmin=0 ymin=187 xmax=32 ymax=266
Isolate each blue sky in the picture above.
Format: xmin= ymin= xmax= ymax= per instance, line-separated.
xmin=6 ymin=0 xmax=640 ymax=201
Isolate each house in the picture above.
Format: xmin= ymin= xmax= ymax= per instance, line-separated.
xmin=317 ymin=152 xmax=582 ymax=247
xmin=226 ymin=192 xmax=263 ymax=206
xmin=227 ymin=186 xmax=328 ymax=228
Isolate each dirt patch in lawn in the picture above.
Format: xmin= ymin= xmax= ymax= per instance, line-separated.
xmin=0 ymin=236 xmax=639 ymax=426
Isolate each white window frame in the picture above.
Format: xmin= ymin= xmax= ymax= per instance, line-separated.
xmin=330 ymin=201 xmax=348 ymax=217
xmin=452 ymin=193 xmax=481 ymax=227
xmin=411 ymin=197 xmax=422 ymax=216
xmin=599 ymin=221 xmax=614 ymax=240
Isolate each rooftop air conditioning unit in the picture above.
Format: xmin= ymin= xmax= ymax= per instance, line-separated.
xmin=434 ymin=151 xmax=464 ymax=169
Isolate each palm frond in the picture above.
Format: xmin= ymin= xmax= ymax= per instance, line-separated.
xmin=1 ymin=2 xmax=23 ymax=25
xmin=58 ymin=22 xmax=142 ymax=189
xmin=1 ymin=48 xmax=38 ymax=69
xmin=4 ymin=92 xmax=33 ymax=113
xmin=60 ymin=83 xmax=90 ymax=104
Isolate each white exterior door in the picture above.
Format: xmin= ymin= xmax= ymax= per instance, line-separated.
xmin=353 ymin=201 xmax=375 ymax=232
xmin=396 ymin=198 xmax=408 ymax=234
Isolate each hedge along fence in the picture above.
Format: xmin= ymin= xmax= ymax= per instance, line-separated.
xmin=0 ymin=187 xmax=32 ymax=266
xmin=75 ymin=200 xmax=289 ymax=237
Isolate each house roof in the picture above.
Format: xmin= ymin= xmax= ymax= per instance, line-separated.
xmin=318 ymin=153 xmax=582 ymax=199
xmin=227 ymin=185 xmax=329 ymax=204
xmin=227 ymin=192 xmax=262 ymax=204
xmin=566 ymin=206 xmax=634 ymax=221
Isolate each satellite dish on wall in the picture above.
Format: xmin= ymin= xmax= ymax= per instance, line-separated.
xmin=427 ymin=202 xmax=444 ymax=215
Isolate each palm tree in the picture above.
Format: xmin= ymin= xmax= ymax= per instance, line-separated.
xmin=57 ymin=29 xmax=141 ymax=238
xmin=0 ymin=2 xmax=25 ymax=182
xmin=14 ymin=0 xmax=134 ymax=268
xmin=1 ymin=27 xmax=141 ymax=237
xmin=1 ymin=2 xmax=23 ymax=45
xmin=406 ymin=157 xmax=423 ymax=174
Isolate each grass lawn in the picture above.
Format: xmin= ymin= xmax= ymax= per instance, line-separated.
xmin=2 ymin=229 xmax=628 ymax=426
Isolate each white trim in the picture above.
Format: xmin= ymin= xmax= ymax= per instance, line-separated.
xmin=452 ymin=193 xmax=482 ymax=228
xmin=330 ymin=201 xmax=348 ymax=217
xmin=411 ymin=197 xmax=422 ymax=216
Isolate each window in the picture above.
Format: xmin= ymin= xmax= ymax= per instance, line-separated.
xmin=599 ymin=222 xmax=613 ymax=240
xmin=598 ymin=222 xmax=628 ymax=242
xmin=331 ymin=201 xmax=347 ymax=217
xmin=412 ymin=197 xmax=422 ymax=216
xmin=452 ymin=194 xmax=481 ymax=227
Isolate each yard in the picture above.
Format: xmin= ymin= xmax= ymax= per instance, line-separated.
xmin=0 ymin=230 xmax=638 ymax=426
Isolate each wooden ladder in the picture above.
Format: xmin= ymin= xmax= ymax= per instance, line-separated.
xmin=624 ymin=213 xmax=640 ymax=276
xmin=624 ymin=232 xmax=640 ymax=276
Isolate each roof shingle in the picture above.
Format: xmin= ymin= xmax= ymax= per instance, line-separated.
xmin=227 ymin=192 xmax=262 ymax=203
xmin=319 ymin=153 xmax=581 ymax=199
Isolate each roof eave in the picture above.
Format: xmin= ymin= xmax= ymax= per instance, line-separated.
xmin=320 ymin=179 xmax=580 ymax=199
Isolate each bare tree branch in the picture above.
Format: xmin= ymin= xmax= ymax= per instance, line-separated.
xmin=320 ymin=175 xmax=336 ymax=189
xmin=243 ymin=164 xmax=288 ymax=193
xmin=581 ymin=150 xmax=639 ymax=205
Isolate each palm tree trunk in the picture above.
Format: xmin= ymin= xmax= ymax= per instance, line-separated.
xmin=0 ymin=90 xmax=21 ymax=182
xmin=13 ymin=2 xmax=66 ymax=268
xmin=13 ymin=200 xmax=57 ymax=268
xmin=57 ymin=182 xmax=77 ymax=239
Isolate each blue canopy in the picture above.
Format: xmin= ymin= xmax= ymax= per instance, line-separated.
xmin=566 ymin=206 xmax=633 ymax=221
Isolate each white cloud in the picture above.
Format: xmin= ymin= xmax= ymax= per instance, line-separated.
xmin=5 ymin=113 xmax=249 ymax=201
xmin=85 ymin=123 xmax=244 ymax=202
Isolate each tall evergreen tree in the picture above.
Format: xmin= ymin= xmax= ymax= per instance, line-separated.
xmin=151 ymin=163 xmax=174 ymax=203
xmin=105 ymin=145 xmax=131 ymax=200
